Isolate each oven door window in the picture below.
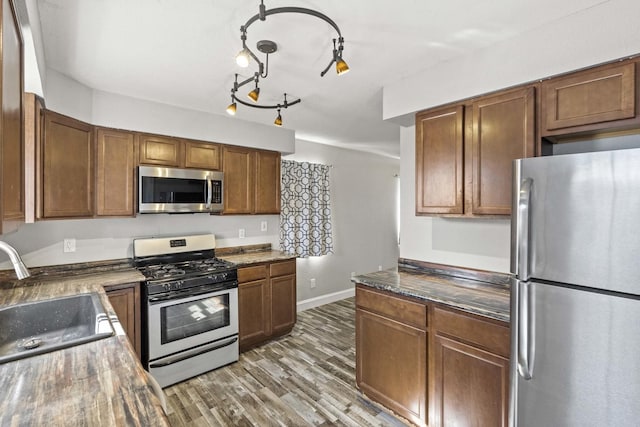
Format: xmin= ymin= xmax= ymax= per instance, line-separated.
xmin=160 ymin=294 xmax=230 ymax=344
xmin=142 ymin=176 xmax=206 ymax=204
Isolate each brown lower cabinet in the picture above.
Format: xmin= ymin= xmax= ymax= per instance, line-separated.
xmin=104 ymin=282 xmax=141 ymax=360
xmin=238 ymin=259 xmax=296 ymax=351
xmin=355 ymin=284 xmax=509 ymax=427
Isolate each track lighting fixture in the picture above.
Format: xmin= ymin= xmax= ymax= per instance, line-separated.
xmin=226 ymin=0 xmax=348 ymax=125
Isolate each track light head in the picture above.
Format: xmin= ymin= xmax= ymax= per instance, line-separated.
xmin=248 ymin=86 xmax=260 ymax=102
xmin=274 ymin=109 xmax=283 ymax=126
xmin=235 ymin=48 xmax=250 ymax=67
xmin=226 ymin=101 xmax=237 ymax=115
xmin=336 ymin=58 xmax=349 ymax=75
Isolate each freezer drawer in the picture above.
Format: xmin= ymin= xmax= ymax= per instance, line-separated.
xmin=511 ymin=279 xmax=640 ymax=427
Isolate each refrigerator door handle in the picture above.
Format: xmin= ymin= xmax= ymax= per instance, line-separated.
xmin=517 ymin=178 xmax=533 ymax=280
xmin=517 ymin=280 xmax=534 ymax=380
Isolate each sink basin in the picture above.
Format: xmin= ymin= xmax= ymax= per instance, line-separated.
xmin=0 ymin=293 xmax=114 ymax=364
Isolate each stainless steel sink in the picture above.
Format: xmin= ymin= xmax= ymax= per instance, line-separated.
xmin=0 ymin=293 xmax=114 ymax=364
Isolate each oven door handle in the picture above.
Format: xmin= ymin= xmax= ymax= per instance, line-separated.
xmin=148 ymin=336 xmax=238 ymax=368
xmin=147 ymin=281 xmax=238 ymax=303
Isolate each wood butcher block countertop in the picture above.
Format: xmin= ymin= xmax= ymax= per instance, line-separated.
xmin=0 ymin=261 xmax=170 ymax=426
xmin=352 ymin=258 xmax=511 ymax=322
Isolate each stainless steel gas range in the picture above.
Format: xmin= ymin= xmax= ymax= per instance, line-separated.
xmin=133 ymin=234 xmax=238 ymax=388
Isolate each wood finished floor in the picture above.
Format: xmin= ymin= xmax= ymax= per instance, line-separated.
xmin=165 ymin=298 xmax=410 ymax=427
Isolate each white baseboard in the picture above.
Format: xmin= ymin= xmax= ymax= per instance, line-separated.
xmin=297 ymin=287 xmax=355 ymax=312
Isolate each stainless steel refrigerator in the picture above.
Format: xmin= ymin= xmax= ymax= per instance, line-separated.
xmin=510 ymin=148 xmax=640 ymax=427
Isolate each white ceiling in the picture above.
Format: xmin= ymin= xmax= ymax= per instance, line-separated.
xmin=36 ymin=0 xmax=608 ymax=158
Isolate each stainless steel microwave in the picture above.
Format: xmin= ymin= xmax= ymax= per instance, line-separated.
xmin=138 ymin=166 xmax=223 ymax=214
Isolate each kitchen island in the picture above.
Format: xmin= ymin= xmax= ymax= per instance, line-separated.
xmin=0 ymin=263 xmax=169 ymax=426
xmin=352 ymin=259 xmax=511 ymax=427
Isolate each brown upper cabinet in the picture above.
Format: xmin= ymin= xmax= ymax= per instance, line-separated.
xmin=471 ymin=86 xmax=535 ymax=215
xmin=37 ymin=110 xmax=281 ymax=219
xmin=415 ymin=106 xmax=464 ymax=215
xmin=1 ymin=0 xmax=24 ymax=234
xmin=222 ymin=146 xmax=281 ymax=214
xmin=137 ymin=133 xmax=182 ymax=167
xmin=40 ymin=111 xmax=95 ymax=219
xmin=255 ymin=150 xmax=281 ymax=214
xmin=541 ymin=61 xmax=638 ymax=137
xmin=222 ymin=145 xmax=254 ymax=214
xmin=96 ymin=128 xmax=136 ymax=216
xmin=138 ymin=133 xmax=221 ymax=170
xmin=415 ymin=86 xmax=535 ymax=217
xmin=183 ymin=139 xmax=221 ymax=170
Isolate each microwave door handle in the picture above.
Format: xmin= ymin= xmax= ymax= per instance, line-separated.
xmin=206 ymin=177 xmax=212 ymax=209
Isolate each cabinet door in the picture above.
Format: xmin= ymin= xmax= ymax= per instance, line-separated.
xmin=356 ymin=309 xmax=428 ymax=426
xmin=223 ymin=146 xmax=255 ymax=214
xmin=255 ymin=150 xmax=281 ymax=214
xmin=472 ymin=87 xmax=535 ymax=215
xmin=416 ymin=106 xmax=464 ymax=215
xmin=271 ymin=274 xmax=296 ymax=336
xmin=1 ymin=0 xmax=24 ymax=229
xmin=23 ymin=93 xmax=41 ymax=225
xmin=432 ymin=335 xmax=509 ymax=427
xmin=105 ymin=283 xmax=141 ymax=359
xmin=41 ymin=111 xmax=94 ymax=218
xmin=96 ymin=128 xmax=136 ymax=216
xmin=183 ymin=140 xmax=221 ymax=170
xmin=431 ymin=307 xmax=510 ymax=427
xmin=238 ymin=278 xmax=271 ymax=351
xmin=542 ymin=62 xmax=636 ymax=133
xmin=138 ymin=133 xmax=182 ymax=167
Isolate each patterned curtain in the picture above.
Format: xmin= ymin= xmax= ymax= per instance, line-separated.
xmin=280 ymin=160 xmax=334 ymax=257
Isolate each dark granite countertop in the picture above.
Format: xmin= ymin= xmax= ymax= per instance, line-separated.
xmin=217 ymin=243 xmax=296 ymax=266
xmin=0 ymin=262 xmax=169 ymax=426
xmin=352 ymin=260 xmax=511 ymax=322
xmin=0 ymin=245 xmax=295 ymax=424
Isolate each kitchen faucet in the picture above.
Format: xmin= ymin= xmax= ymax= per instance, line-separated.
xmin=0 ymin=241 xmax=30 ymax=279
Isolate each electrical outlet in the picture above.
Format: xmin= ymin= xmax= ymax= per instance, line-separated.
xmin=63 ymin=238 xmax=76 ymax=253
xmin=239 ymin=228 xmax=245 ymax=238
xmin=378 ymin=265 xmax=383 ymax=271
xmin=310 ymin=278 xmax=316 ymax=288
xmin=351 ymin=271 xmax=356 ymax=277
xmin=260 ymin=221 xmax=268 ymax=232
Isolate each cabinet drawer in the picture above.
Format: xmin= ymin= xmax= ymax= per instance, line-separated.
xmin=356 ymin=286 xmax=427 ymax=330
xmin=270 ymin=260 xmax=296 ymax=278
xmin=433 ymin=306 xmax=509 ymax=358
xmin=238 ymin=265 xmax=268 ymax=283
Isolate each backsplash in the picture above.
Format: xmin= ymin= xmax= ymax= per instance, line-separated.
xmin=0 ymin=214 xmax=280 ymax=269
